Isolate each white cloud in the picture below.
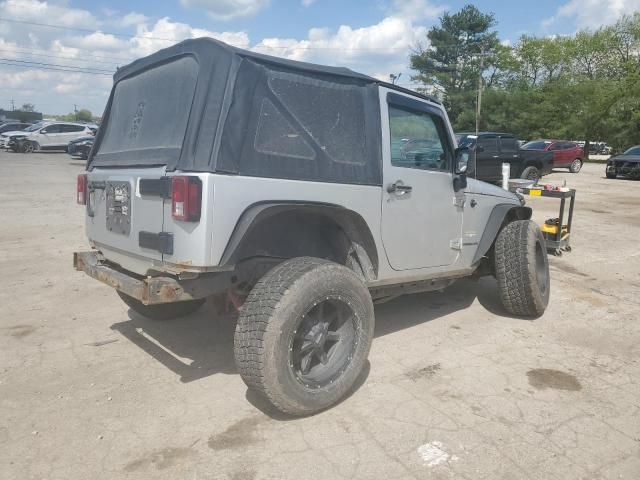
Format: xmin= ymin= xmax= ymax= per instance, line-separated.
xmin=0 ymin=2 xmax=250 ymax=114
xmin=119 ymin=12 xmax=149 ymax=28
xmin=391 ymin=0 xmax=447 ymax=21
xmin=130 ymin=17 xmax=249 ymax=57
xmin=0 ymin=0 xmax=441 ymax=114
xmin=302 ymin=0 xmax=317 ymax=6
xmin=543 ymin=0 xmax=640 ymax=29
xmin=253 ymin=15 xmax=428 ymax=85
xmin=180 ymin=0 xmax=270 ymax=21
xmin=65 ymin=32 xmax=129 ymax=51
xmin=2 ymin=0 xmax=99 ymax=28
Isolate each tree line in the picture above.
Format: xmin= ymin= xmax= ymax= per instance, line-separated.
xmin=410 ymin=5 xmax=640 ymax=152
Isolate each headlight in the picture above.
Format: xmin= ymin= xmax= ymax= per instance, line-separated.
xmin=78 ymin=141 xmax=92 ymax=146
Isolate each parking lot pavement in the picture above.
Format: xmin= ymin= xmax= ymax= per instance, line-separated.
xmin=1 ymin=151 xmax=639 ymax=480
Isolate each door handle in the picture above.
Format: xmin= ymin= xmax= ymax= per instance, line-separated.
xmin=387 ymin=182 xmax=412 ymax=195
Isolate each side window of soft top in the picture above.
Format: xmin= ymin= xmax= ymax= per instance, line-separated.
xmin=388 ymin=104 xmax=451 ymax=172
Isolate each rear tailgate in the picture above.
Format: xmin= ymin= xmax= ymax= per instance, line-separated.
xmin=86 ymin=167 xmax=167 ymax=273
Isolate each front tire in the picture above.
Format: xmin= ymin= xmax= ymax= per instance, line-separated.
xmin=117 ymin=291 xmax=205 ymax=320
xmin=569 ymin=158 xmax=582 ymax=173
xmin=21 ymin=141 xmax=36 ymax=153
xmin=494 ymin=220 xmax=550 ymax=317
xmin=606 ymin=170 xmax=617 ymax=179
xmin=234 ymin=257 xmax=374 ymax=416
xmin=521 ymin=166 xmax=540 ymax=182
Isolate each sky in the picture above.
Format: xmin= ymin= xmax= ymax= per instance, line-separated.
xmin=0 ymin=0 xmax=638 ymax=115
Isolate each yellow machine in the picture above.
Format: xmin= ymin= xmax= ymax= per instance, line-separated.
xmin=541 ymin=219 xmax=569 ymax=239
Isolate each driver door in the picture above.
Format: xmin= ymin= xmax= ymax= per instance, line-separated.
xmin=38 ymin=124 xmax=61 ymax=146
xmin=380 ymin=89 xmax=463 ymax=270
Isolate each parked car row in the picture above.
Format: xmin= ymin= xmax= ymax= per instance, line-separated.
xmin=67 ymin=135 xmax=95 ymax=160
xmin=606 ymin=145 xmax=640 ymax=179
xmin=0 ymin=120 xmax=96 ymax=155
xmin=455 ymin=133 xmax=585 ymax=183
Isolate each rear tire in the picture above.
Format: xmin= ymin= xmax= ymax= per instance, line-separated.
xmin=234 ymin=257 xmax=374 ymax=416
xmin=494 ymin=220 xmax=550 ymax=317
xmin=117 ymin=291 xmax=205 ymax=320
xmin=569 ymin=158 xmax=582 ymax=173
xmin=521 ymin=166 xmax=540 ymax=182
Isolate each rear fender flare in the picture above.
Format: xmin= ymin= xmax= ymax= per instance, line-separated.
xmin=220 ymin=202 xmax=379 ymax=281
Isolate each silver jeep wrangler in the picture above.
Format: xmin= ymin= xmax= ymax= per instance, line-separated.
xmin=74 ymin=38 xmax=550 ymax=415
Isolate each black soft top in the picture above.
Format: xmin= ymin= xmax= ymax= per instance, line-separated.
xmin=90 ymin=38 xmax=438 ymax=185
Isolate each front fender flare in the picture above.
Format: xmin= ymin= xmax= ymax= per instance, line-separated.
xmin=472 ymin=204 xmax=532 ymax=265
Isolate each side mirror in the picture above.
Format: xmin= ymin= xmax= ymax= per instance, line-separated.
xmin=40 ymin=129 xmax=47 ymax=134
xmin=455 ymin=147 xmax=470 ymax=175
xmin=475 ymin=145 xmax=485 ymax=153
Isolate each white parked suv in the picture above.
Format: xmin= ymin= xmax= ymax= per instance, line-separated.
xmin=1 ymin=121 xmax=96 ymax=152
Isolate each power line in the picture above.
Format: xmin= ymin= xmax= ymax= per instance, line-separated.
xmin=0 ymin=57 xmax=113 ymax=73
xmin=0 ymin=17 xmax=413 ymax=52
xmin=0 ymin=48 xmax=124 ymax=66
xmin=14 ymin=46 xmax=135 ymax=62
xmin=0 ymin=61 xmax=112 ymax=75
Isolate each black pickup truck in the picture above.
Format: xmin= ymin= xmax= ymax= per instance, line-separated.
xmin=457 ymin=132 xmax=553 ymax=183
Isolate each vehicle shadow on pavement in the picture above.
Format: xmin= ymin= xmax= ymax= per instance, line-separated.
xmin=109 ymin=278 xmax=516 ymax=393
xmin=373 ymin=278 xmax=479 ymax=338
xmin=474 ymin=276 xmax=542 ymax=320
xmin=110 ymin=298 xmax=237 ymax=383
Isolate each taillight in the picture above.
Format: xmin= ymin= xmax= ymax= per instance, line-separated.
xmin=171 ymin=176 xmax=201 ymax=222
xmin=77 ymin=174 xmax=87 ymax=205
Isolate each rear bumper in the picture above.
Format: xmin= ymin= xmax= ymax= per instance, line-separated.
xmin=73 ymin=250 xmax=220 ymax=305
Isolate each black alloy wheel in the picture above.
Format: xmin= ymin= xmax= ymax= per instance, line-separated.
xmin=289 ymin=297 xmax=357 ymax=389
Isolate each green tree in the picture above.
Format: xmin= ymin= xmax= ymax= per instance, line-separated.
xmin=76 ymin=109 xmax=92 ymax=122
xmin=21 ymin=103 xmax=36 ymax=112
xmin=410 ymin=4 xmax=500 ymax=125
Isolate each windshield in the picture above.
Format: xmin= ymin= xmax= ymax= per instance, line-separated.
xmin=623 ymin=146 xmax=640 ymax=155
xmin=24 ymin=123 xmax=44 ymax=132
xmin=522 ymin=140 xmax=550 ymax=150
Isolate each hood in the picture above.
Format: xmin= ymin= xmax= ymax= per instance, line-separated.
xmin=1 ymin=130 xmax=29 ymax=138
xmin=609 ymin=154 xmax=640 ymax=163
xmin=467 ymin=178 xmax=521 ymax=201
xmin=69 ymin=136 xmax=95 ymax=144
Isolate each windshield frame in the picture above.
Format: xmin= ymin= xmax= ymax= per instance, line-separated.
xmin=623 ymin=146 xmax=640 ymax=156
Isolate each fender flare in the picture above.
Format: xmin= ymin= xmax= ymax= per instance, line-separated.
xmin=472 ymin=204 xmax=532 ymax=265
xmin=219 ymin=202 xmax=379 ymax=280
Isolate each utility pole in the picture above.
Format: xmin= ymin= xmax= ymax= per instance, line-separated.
xmin=389 ymin=73 xmax=402 ymax=85
xmin=475 ymin=49 xmax=484 ymax=136
xmin=10 ymin=99 xmax=15 ymax=111
xmin=74 ymin=104 xmax=78 ymax=121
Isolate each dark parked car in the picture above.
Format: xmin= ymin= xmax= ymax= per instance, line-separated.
xmin=457 ymin=132 xmax=553 ymax=182
xmin=67 ymin=135 xmax=95 ymax=160
xmin=521 ymin=139 xmax=585 ymax=173
xmin=606 ymin=145 xmax=640 ymax=179
xmin=0 ymin=122 xmax=31 ymax=134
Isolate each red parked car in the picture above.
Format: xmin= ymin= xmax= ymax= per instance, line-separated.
xmin=521 ymin=140 xmax=585 ymax=173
